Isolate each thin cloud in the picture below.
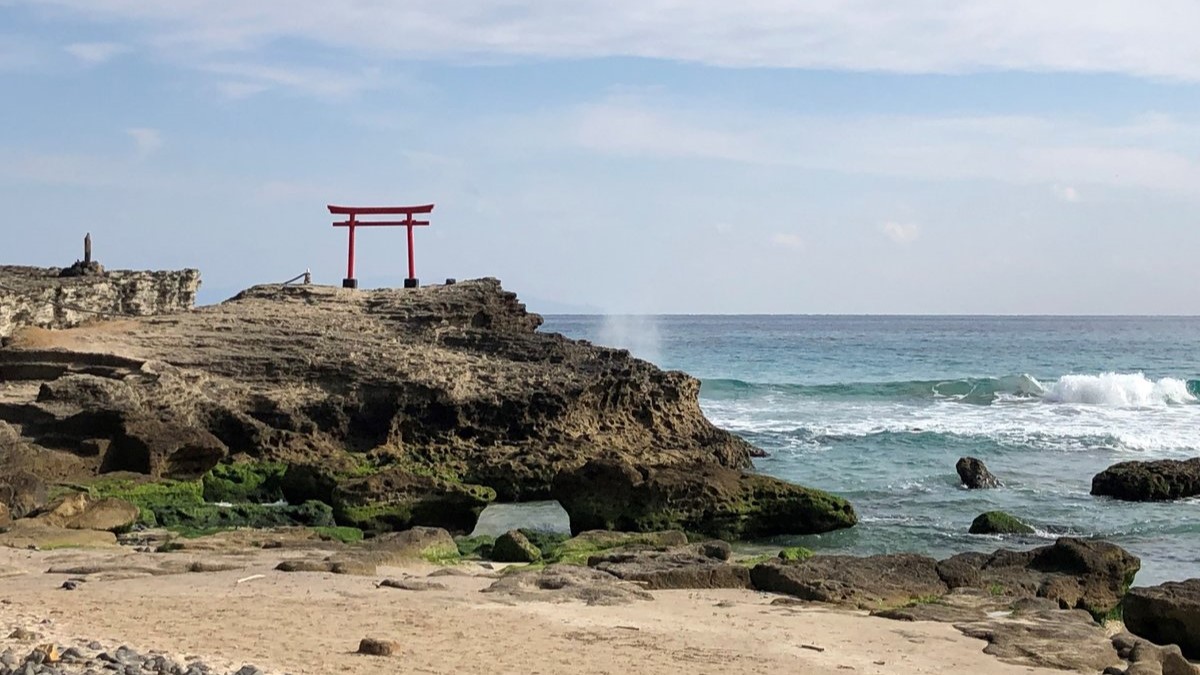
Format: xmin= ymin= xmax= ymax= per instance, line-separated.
xmin=201 ymin=63 xmax=385 ymax=99
xmin=1054 ymin=185 xmax=1082 ymax=202
xmin=771 ymin=233 xmax=805 ymax=250
xmin=65 ymin=41 xmax=130 ymax=65
xmin=17 ymin=0 xmax=1200 ymax=80
xmin=882 ymin=221 xmax=920 ymax=243
xmin=126 ymin=127 xmax=163 ymax=158
xmin=533 ymin=97 xmax=1200 ymax=198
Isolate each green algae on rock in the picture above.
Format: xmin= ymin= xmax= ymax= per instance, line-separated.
xmin=969 ymin=511 xmax=1035 ymax=535
xmin=490 ymin=530 xmax=542 ymax=563
xmin=552 ymin=459 xmax=856 ymax=540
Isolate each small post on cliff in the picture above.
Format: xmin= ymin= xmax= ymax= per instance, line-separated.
xmin=84 ymin=233 xmax=92 ymax=265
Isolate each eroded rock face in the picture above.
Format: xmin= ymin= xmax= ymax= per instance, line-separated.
xmin=1123 ymin=580 xmax=1200 ymax=660
xmin=1091 ymin=458 xmax=1200 ymax=502
xmin=0 ymin=265 xmax=200 ymax=338
xmin=0 ymin=279 xmax=854 ymax=538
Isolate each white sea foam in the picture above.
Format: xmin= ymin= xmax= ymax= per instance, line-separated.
xmin=1040 ymin=372 xmax=1196 ymax=406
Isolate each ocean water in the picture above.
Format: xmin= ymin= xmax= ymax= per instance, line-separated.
xmin=540 ymin=315 xmax=1200 ymax=587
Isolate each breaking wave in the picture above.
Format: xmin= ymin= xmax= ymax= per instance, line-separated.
xmin=703 ymin=372 xmax=1197 ymax=407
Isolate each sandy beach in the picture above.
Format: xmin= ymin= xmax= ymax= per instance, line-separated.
xmin=0 ymin=545 xmax=1072 ymax=675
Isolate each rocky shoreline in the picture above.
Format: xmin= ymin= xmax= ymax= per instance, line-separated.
xmin=0 ymin=270 xmax=1197 ymax=672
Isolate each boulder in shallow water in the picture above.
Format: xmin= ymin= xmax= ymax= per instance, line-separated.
xmin=969 ymin=511 xmax=1035 ymax=535
xmin=552 ymin=458 xmax=856 ymax=540
xmin=1091 ymin=458 xmax=1200 ymax=502
xmin=1123 ymin=579 xmax=1200 ymax=660
xmin=956 ymin=457 xmax=1001 ymax=489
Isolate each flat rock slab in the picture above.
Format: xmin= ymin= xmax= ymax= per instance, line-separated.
xmin=955 ymin=608 xmax=1121 ymax=672
xmin=0 ymin=522 xmax=116 ymax=549
xmin=379 ymin=578 xmax=449 ymax=591
xmin=589 ymin=541 xmax=750 ymax=590
xmin=750 ymin=553 xmax=947 ymax=609
xmin=1124 ymin=579 xmax=1200 ymax=660
xmin=482 ymin=565 xmax=654 ymax=606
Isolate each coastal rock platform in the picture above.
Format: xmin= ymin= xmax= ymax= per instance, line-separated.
xmin=0 ymin=279 xmax=854 ymax=539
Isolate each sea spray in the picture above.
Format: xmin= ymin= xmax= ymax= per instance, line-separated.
xmin=597 ymin=314 xmax=662 ymax=364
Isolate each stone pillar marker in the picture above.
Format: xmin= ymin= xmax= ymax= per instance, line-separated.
xmin=84 ymin=233 xmax=92 ymax=265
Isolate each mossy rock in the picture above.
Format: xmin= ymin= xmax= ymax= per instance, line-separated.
xmin=491 ymin=530 xmax=542 ymax=563
xmin=455 ymin=535 xmax=495 ymax=558
xmin=202 ymin=462 xmax=287 ymax=503
xmin=152 ymin=499 xmax=336 ymax=531
xmin=969 ymin=511 xmax=1035 ymax=535
xmin=331 ymin=467 xmax=495 ymax=534
xmin=779 ymin=546 xmax=814 ymax=562
xmin=311 ymin=526 xmax=365 ymax=544
xmin=552 ymin=460 xmax=857 ymax=540
xmin=543 ymin=530 xmax=686 ymax=564
xmin=83 ymin=476 xmax=206 ymax=528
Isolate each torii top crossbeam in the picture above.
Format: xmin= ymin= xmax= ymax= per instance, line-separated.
xmin=329 ymin=203 xmax=435 ymax=289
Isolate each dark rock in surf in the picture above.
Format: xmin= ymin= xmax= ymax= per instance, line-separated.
xmin=1122 ymin=579 xmax=1200 ymax=659
xmin=956 ymin=457 xmax=1001 ymax=489
xmin=1090 ymin=457 xmax=1200 ymax=502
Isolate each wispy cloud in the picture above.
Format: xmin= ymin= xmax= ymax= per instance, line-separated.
xmin=771 ymin=233 xmax=805 ymax=250
xmin=202 ymin=63 xmax=385 ymax=99
xmin=535 ymin=97 xmax=1200 ymax=198
xmin=881 ymin=221 xmax=920 ymax=243
xmin=126 ymin=127 xmax=163 ymax=158
xmin=65 ymin=41 xmax=129 ymax=65
xmin=17 ymin=0 xmax=1200 ymax=80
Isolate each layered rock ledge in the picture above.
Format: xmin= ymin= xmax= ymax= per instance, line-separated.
xmin=0 ymin=265 xmax=200 ymax=339
xmin=0 ymin=279 xmax=855 ymax=539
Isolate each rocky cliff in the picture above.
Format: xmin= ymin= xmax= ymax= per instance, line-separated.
xmin=0 ymin=278 xmax=855 ymax=538
xmin=0 ymin=266 xmax=201 ymax=338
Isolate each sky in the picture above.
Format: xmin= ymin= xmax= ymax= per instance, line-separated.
xmin=1 ymin=1 xmax=1199 ymax=314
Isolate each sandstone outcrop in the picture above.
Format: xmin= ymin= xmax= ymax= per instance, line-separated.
xmin=0 ymin=279 xmax=854 ymax=539
xmin=1091 ymin=458 xmax=1200 ymax=502
xmin=1123 ymin=579 xmax=1200 ymax=660
xmin=0 ymin=265 xmax=200 ymax=338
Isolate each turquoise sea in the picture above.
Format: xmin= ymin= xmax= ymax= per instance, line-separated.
xmin=540 ymin=315 xmax=1200 ymax=587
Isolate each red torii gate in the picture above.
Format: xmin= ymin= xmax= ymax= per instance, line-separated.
xmin=329 ymin=203 xmax=435 ymax=289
